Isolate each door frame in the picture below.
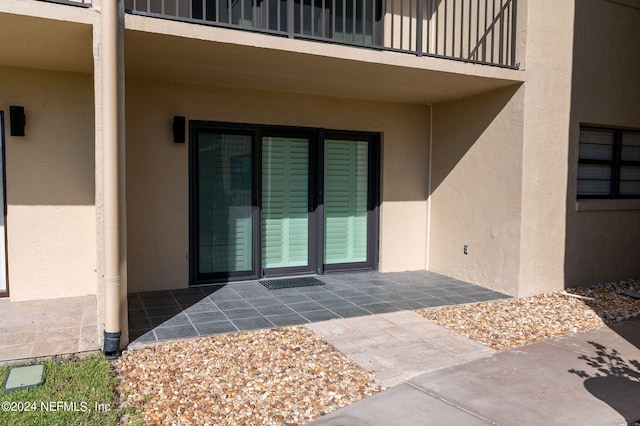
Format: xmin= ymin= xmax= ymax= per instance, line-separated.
xmin=0 ymin=112 xmax=9 ymax=298
xmin=260 ymin=127 xmax=320 ymax=278
xmin=189 ymin=121 xmax=380 ymax=285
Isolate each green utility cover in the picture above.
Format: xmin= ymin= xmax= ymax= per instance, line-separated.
xmin=2 ymin=364 xmax=45 ymax=392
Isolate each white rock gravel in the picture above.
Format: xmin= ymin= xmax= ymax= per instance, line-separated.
xmin=115 ymin=326 xmax=383 ymax=425
xmin=420 ymin=279 xmax=640 ymax=351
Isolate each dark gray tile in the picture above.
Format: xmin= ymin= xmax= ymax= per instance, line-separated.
xmin=128 ymin=316 xmax=152 ymax=330
xmin=423 ymin=289 xmax=458 ymax=298
xmin=232 ymin=284 xmax=269 ymax=297
xmin=332 ymin=306 xmax=372 ymax=319
xmin=266 ymin=313 xmax=309 ymax=326
xmin=329 ymin=288 xmax=365 ymax=297
xmin=221 ymin=307 xmax=263 ymax=320
xmin=129 ymin=329 xmax=156 ymax=343
xmin=368 ymin=292 xmax=407 ymax=302
xmin=273 ymin=294 xmax=313 ymax=304
xmin=151 ymin=313 xmax=191 ymax=328
xmin=174 ymin=295 xmax=209 ymax=307
xmin=396 ymin=290 xmax=434 ymax=300
xmin=187 ymin=311 xmax=228 ymax=324
xmin=361 ymin=303 xmax=399 ymax=314
xmin=232 ymin=317 xmax=274 ymax=331
xmin=155 ymin=324 xmax=198 ymax=340
xmin=128 ymin=309 xmax=148 ymax=320
xmin=146 ymin=305 xmax=183 ymax=317
xmin=391 ymin=300 xmax=425 ymax=310
xmin=286 ymin=301 xmax=326 ymax=313
xmin=198 ymin=285 xmax=226 ymax=295
xmin=319 ymin=298 xmax=355 ymax=309
xmin=255 ymin=304 xmax=295 ymax=316
xmin=127 ymin=295 xmax=143 ymax=310
xmin=215 ymin=299 xmax=253 ymax=310
xmin=207 ymin=291 xmax=245 ymax=302
xmin=247 ymin=297 xmax=281 ymax=307
xmin=344 ymin=295 xmax=383 ymax=306
xmin=305 ymin=292 xmax=345 ymax=302
xmin=141 ymin=298 xmax=180 ymax=309
xmin=181 ymin=300 xmax=219 ymax=314
xmin=194 ymin=320 xmax=237 ymax=335
xmin=301 ymin=310 xmax=341 ymax=322
xmin=414 ymin=297 xmax=450 ymax=308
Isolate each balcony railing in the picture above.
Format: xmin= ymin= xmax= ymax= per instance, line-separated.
xmin=125 ymin=0 xmax=518 ymax=68
xmin=40 ymin=0 xmax=91 ymax=6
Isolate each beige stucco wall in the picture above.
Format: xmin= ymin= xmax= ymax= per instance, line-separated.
xmin=565 ymin=0 xmax=640 ymax=287
xmin=126 ymin=79 xmax=430 ymax=292
xmin=429 ymin=85 xmax=524 ymax=296
xmin=0 ymin=65 xmax=96 ymax=300
xmin=516 ymin=0 xmax=575 ymax=296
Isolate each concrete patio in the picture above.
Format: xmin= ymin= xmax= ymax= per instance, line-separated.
xmin=0 ymin=271 xmax=511 ymax=363
xmin=0 ymin=295 xmax=98 ymax=364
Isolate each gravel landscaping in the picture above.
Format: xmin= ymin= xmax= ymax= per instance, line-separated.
xmin=114 ymin=278 xmax=640 ymax=424
xmin=421 ymin=279 xmax=640 ymax=351
xmin=115 ymin=326 xmax=382 ymax=425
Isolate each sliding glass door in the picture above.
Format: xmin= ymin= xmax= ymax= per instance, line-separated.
xmin=190 ymin=123 xmax=378 ymax=284
xmin=193 ymin=129 xmax=259 ymax=281
xmin=261 ymin=134 xmax=317 ymax=276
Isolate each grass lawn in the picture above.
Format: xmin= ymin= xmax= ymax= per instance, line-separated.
xmin=0 ymin=354 xmax=143 ymax=426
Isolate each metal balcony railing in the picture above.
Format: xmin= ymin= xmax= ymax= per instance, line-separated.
xmin=40 ymin=0 xmax=92 ymax=6
xmin=126 ymin=0 xmax=518 ymax=68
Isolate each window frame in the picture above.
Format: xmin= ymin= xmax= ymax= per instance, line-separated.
xmin=577 ymin=125 xmax=640 ymax=200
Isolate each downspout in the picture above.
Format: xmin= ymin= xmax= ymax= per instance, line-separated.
xmin=426 ymin=103 xmax=433 ymax=270
xmin=102 ymin=0 xmax=123 ymax=357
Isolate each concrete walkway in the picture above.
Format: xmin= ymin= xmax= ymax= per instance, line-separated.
xmin=306 ymin=311 xmax=495 ymax=387
xmin=311 ymin=319 xmax=640 ymax=426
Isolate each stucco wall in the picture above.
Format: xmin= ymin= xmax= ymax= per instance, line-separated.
xmin=429 ymin=85 xmax=524 ymax=296
xmin=565 ymin=0 xmax=640 ymax=286
xmin=0 ymin=65 xmax=96 ymax=300
xmin=126 ymin=79 xmax=430 ymax=292
xmin=516 ymin=0 xmax=575 ymax=296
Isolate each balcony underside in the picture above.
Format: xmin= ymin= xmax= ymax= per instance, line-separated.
xmin=125 ymin=14 xmax=523 ymax=105
xmin=0 ymin=12 xmax=93 ymax=73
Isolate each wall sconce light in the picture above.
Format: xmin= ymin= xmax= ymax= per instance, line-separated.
xmin=173 ymin=116 xmax=185 ymax=143
xmin=10 ymin=106 xmax=26 ymax=137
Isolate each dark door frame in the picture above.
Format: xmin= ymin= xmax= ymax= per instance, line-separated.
xmin=0 ymin=112 xmax=9 ymax=298
xmin=189 ymin=121 xmax=380 ymax=285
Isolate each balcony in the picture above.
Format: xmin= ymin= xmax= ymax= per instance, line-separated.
xmin=124 ymin=0 xmax=519 ymax=69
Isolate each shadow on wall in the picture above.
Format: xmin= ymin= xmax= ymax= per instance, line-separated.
xmin=430 ymin=84 xmax=521 ymax=194
xmin=568 ymin=339 xmax=640 ymax=426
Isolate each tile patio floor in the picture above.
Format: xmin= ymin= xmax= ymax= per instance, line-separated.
xmin=0 ymin=296 xmax=98 ymax=364
xmin=128 ymin=271 xmax=511 ymax=347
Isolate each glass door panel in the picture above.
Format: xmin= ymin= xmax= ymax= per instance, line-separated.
xmin=324 ymin=139 xmax=369 ymax=265
xmin=262 ymin=137 xmax=310 ymax=269
xmin=197 ymin=132 xmax=255 ymax=277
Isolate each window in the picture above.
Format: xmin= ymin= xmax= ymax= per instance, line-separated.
xmin=577 ymin=126 xmax=640 ymax=199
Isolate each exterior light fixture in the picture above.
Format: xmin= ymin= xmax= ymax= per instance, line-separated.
xmin=173 ymin=116 xmax=185 ymax=143
xmin=9 ymin=106 xmax=25 ymax=137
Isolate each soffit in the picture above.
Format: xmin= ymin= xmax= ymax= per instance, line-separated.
xmin=0 ymin=12 xmax=93 ymax=74
xmin=124 ymin=20 xmax=523 ymax=105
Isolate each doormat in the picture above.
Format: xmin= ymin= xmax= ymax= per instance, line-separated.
xmin=260 ymin=277 xmax=325 ymax=290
